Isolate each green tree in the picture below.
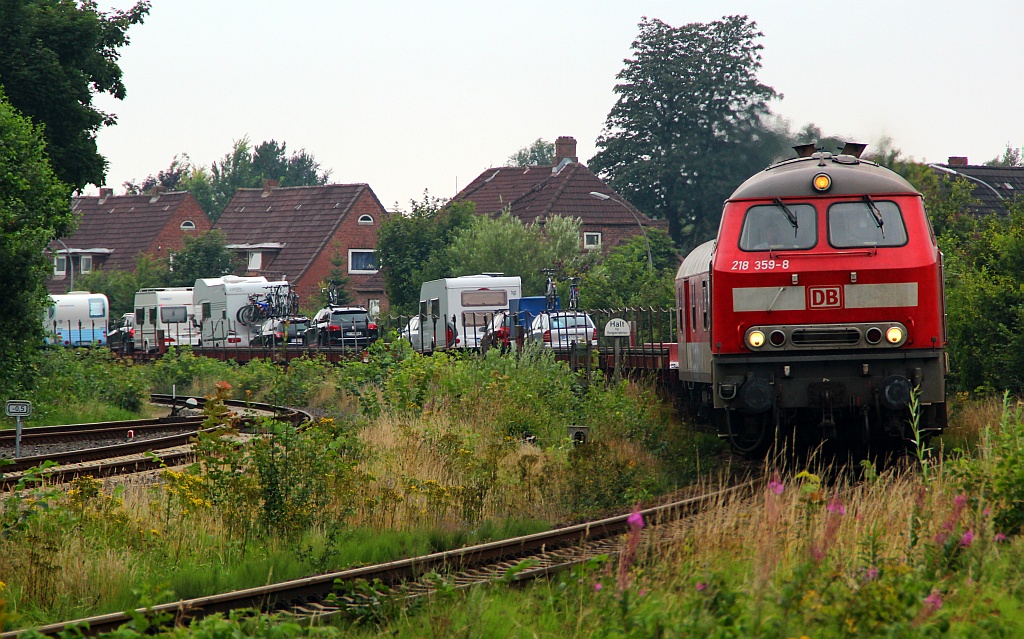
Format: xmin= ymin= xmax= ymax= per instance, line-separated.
xmin=444 ymin=213 xmax=591 ymax=296
xmin=315 ymin=245 xmax=353 ymax=309
xmin=376 ymin=193 xmax=475 ymax=313
xmin=589 ymin=16 xmax=785 ymax=249
xmin=580 ymin=230 xmax=678 ymax=310
xmin=986 ymin=143 xmax=1023 ymax=167
xmin=508 ymin=138 xmax=555 ymax=167
xmin=0 ymin=89 xmax=75 ymax=396
xmin=167 ymin=230 xmax=237 ymax=287
xmin=75 ymin=254 xmax=170 ymax=316
xmin=0 ymin=0 xmax=150 ymax=191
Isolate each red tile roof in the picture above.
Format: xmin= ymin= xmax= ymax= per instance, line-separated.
xmin=452 ymin=161 xmax=667 ymax=235
xmin=56 ymin=191 xmax=204 ymax=270
xmin=214 ymin=183 xmax=383 ymax=284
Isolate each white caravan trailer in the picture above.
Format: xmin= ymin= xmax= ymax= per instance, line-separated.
xmin=193 ymin=276 xmax=291 ymax=347
xmin=411 ymin=275 xmax=521 ymax=352
xmin=45 ymin=291 xmax=109 ymax=346
xmin=134 ymin=287 xmax=200 ymax=351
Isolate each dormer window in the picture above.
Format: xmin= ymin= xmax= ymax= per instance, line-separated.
xmin=248 ymin=251 xmax=262 ymax=270
xmin=583 ymin=232 xmax=602 ymax=249
xmin=358 ymin=214 xmax=374 ymax=225
xmin=54 ymin=256 xmax=67 ymax=276
xmin=180 ymin=220 xmax=196 ymax=230
xmin=80 ymin=255 xmax=93 ymax=273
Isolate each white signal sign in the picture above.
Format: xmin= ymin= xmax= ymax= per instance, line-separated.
xmin=5 ymin=400 xmax=32 ymax=417
xmin=604 ymin=318 xmax=631 ymax=337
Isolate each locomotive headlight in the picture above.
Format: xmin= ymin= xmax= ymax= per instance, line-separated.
xmin=886 ymin=326 xmax=904 ymax=344
xmin=812 ymin=173 xmax=832 ymax=192
xmin=747 ymin=330 xmax=766 ymax=348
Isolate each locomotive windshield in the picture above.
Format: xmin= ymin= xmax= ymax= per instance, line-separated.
xmin=739 ymin=204 xmax=817 ymax=251
xmin=828 ymin=200 xmax=908 ymax=248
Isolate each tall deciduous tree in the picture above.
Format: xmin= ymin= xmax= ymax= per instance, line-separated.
xmin=508 ymin=139 xmax=555 ymax=167
xmin=0 ymin=89 xmax=75 ymax=396
xmin=376 ymin=193 xmax=475 ymax=314
xmin=589 ymin=16 xmax=785 ymax=249
xmin=444 ymin=213 xmax=591 ymax=297
xmin=167 ymin=230 xmax=237 ymax=287
xmin=0 ymin=0 xmax=150 ymax=191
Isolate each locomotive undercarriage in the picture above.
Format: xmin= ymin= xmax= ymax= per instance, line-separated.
xmin=702 ymin=350 xmax=947 ymax=457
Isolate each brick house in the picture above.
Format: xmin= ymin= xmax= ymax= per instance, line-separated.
xmin=929 ymin=156 xmax=1024 ymax=216
xmin=214 ymin=181 xmax=389 ymax=314
xmin=451 ymin=136 xmax=668 ymax=252
xmin=47 ymin=186 xmax=210 ymax=294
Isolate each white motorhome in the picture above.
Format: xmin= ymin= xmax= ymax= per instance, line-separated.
xmin=134 ymin=287 xmax=200 ymax=352
xmin=192 ymin=276 xmax=291 ymax=347
xmin=44 ymin=291 xmax=109 ymax=346
xmin=410 ymin=275 xmax=521 ymax=351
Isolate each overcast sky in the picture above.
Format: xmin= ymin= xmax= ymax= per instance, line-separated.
xmin=90 ymin=0 xmax=1023 ymax=209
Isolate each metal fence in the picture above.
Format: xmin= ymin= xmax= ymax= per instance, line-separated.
xmin=90 ymin=307 xmax=680 ymax=373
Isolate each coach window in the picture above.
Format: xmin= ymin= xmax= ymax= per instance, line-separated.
xmin=739 ymin=203 xmax=817 ymax=251
xmin=689 ymin=282 xmax=697 ymax=332
xmin=828 ymin=200 xmax=908 ymax=248
xmin=701 ymin=280 xmax=710 ymax=330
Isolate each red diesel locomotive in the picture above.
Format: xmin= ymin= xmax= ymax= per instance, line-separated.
xmin=676 ymin=145 xmax=947 ymax=455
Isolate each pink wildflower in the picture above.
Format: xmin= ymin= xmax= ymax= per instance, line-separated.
xmin=955 ymin=494 xmax=967 ymax=508
xmin=995 ymin=532 xmax=1007 ymax=543
xmin=628 ymin=510 xmax=645 ymax=529
xmin=924 ymin=589 xmax=943 ymax=611
xmin=638 ymin=589 xmax=647 ymax=597
xmin=696 ymin=582 xmax=707 ymax=591
xmin=865 ymin=566 xmax=879 ymax=581
xmin=827 ymin=497 xmax=846 ymax=515
xmin=933 ymin=531 xmax=948 ymax=545
xmin=593 ymin=582 xmax=602 ymax=592
xmin=768 ymin=479 xmax=784 ymax=495
xmin=961 ymin=530 xmax=974 ymax=547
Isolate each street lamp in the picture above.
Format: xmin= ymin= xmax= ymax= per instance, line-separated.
xmin=54 ymin=238 xmax=73 ymax=291
xmin=589 ymin=192 xmax=653 ymax=272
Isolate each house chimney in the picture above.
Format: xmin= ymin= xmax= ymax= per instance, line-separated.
xmin=99 ymin=187 xmax=113 ymax=202
xmin=149 ymin=185 xmax=165 ymax=202
xmin=262 ymin=179 xmax=279 ymax=196
xmin=554 ymin=136 xmax=578 ymax=165
xmin=948 ymin=156 xmax=968 ymax=166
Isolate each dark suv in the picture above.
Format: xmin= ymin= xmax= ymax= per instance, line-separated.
xmin=305 ymin=306 xmax=378 ymax=348
xmin=253 ymin=316 xmax=310 ymax=347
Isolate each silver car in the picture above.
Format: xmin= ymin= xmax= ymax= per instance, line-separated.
xmin=527 ymin=311 xmax=597 ymax=348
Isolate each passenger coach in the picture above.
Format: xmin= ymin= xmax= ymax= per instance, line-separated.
xmin=677 ymin=146 xmax=947 ymax=454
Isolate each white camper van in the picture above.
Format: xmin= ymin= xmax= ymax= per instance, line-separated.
xmin=193 ymin=276 xmax=291 ymax=347
xmin=134 ymin=287 xmax=200 ymax=351
xmin=45 ymin=291 xmax=109 ymax=346
xmin=409 ymin=275 xmax=521 ymax=352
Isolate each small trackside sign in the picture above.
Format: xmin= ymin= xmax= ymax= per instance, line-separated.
xmin=5 ymin=400 xmax=32 ymax=417
xmin=604 ymin=318 xmax=631 ymax=337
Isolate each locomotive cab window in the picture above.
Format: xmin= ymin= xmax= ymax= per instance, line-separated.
xmin=828 ymin=200 xmax=908 ymax=248
xmin=739 ymin=203 xmax=817 ymax=251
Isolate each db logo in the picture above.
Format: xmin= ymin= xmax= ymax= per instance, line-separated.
xmin=809 ymin=286 xmax=842 ymax=309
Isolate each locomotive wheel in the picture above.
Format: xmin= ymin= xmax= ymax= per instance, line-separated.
xmin=727 ymin=410 xmax=773 ymax=458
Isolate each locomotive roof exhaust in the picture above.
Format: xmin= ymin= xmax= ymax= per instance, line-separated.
xmin=792 ymin=142 xmax=868 ymax=159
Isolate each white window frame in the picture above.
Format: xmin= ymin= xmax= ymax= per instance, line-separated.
xmin=348 ymin=249 xmax=379 ymax=274
xmin=248 ymin=251 xmax=262 ymax=270
xmin=54 ymin=255 xmax=67 ymax=276
xmin=357 ymin=214 xmax=374 ymax=225
xmin=80 ymin=255 xmax=93 ymax=274
xmin=583 ymin=232 xmax=602 ymax=249
xmin=180 ymin=220 xmax=196 ymax=230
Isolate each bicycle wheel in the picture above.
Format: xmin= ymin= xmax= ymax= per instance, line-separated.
xmin=237 ymin=305 xmax=256 ymax=326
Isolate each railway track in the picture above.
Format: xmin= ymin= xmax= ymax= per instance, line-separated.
xmin=0 ymin=395 xmax=312 ymax=489
xmin=1 ymin=480 xmax=759 ymax=637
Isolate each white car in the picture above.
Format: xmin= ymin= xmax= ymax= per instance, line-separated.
xmin=527 ymin=311 xmax=597 ymax=348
